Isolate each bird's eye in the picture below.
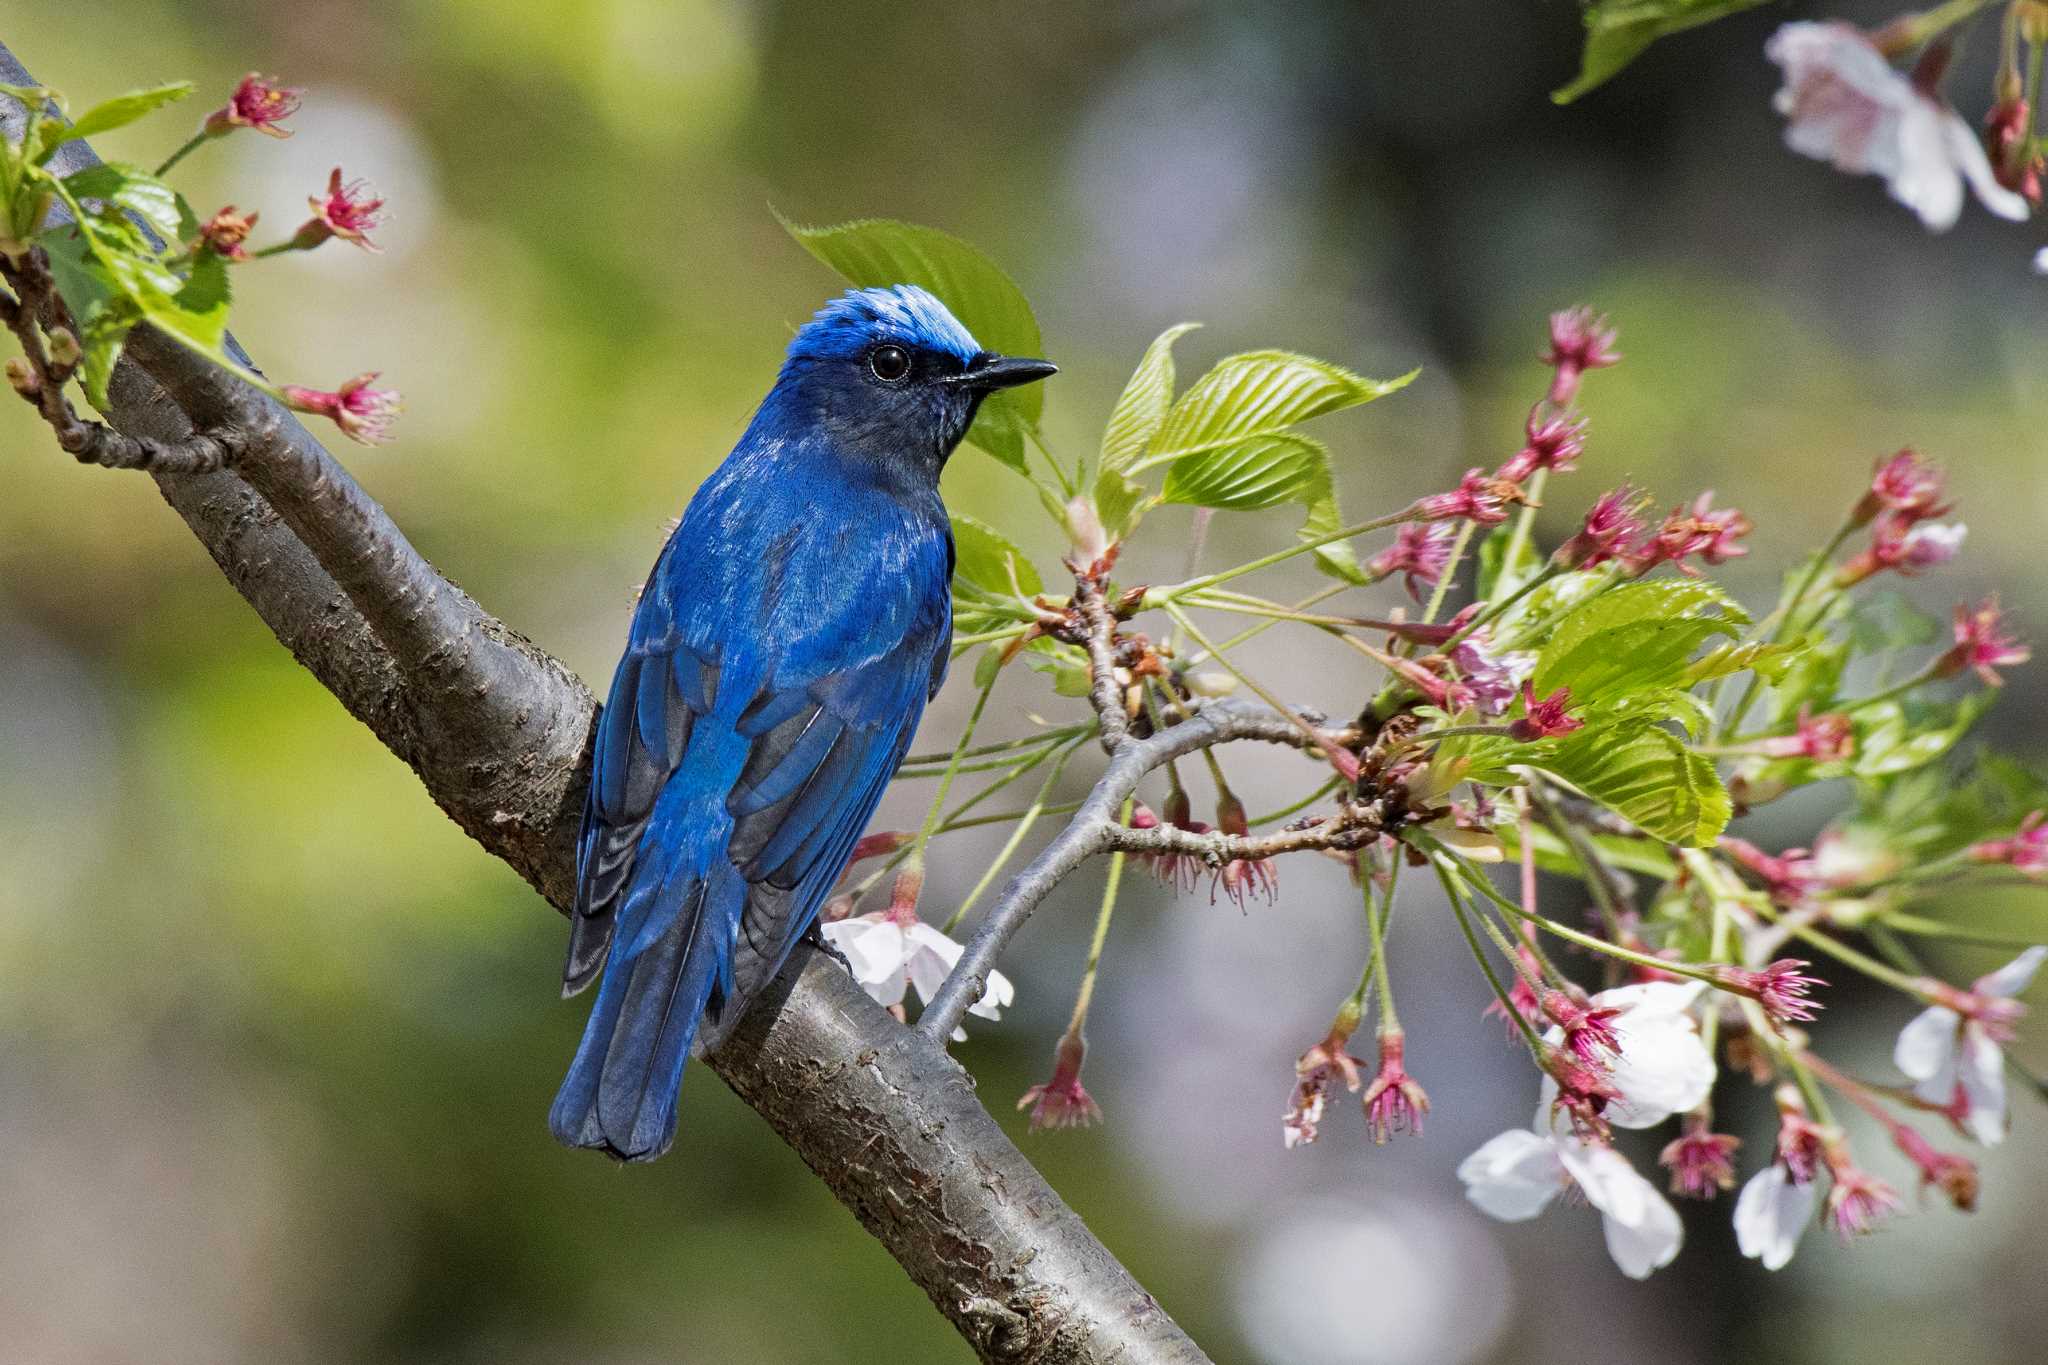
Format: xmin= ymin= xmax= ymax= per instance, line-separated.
xmin=868 ymin=344 xmax=911 ymax=382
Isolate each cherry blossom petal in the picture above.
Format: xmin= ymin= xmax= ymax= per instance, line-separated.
xmin=1457 ymin=1129 xmax=1565 ymax=1222
xmin=1734 ymin=1164 xmax=1816 ymax=1271
xmin=1957 ymin=1029 xmax=2010 ymax=1146
xmin=1942 ymin=104 xmax=2030 ymax=222
xmin=1558 ymin=1139 xmax=1684 ymax=1279
xmin=821 ymin=918 xmax=909 ymax=998
xmin=1893 ymin=1003 xmax=1961 ymax=1103
xmin=1977 ymin=945 xmax=2048 ymax=998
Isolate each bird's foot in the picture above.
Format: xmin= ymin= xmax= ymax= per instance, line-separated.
xmin=804 ymin=921 xmax=856 ymax=978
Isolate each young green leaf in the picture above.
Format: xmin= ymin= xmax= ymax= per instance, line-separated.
xmin=1296 ymin=464 xmax=1367 ymax=585
xmin=42 ymin=81 xmax=195 ymax=157
xmin=1098 ymin=322 xmax=1200 ymax=480
xmin=62 ymin=163 xmax=182 ymax=242
xmin=1552 ymin=1 xmax=1770 ymax=105
xmin=1094 ymin=465 xmax=1153 ymax=543
xmin=777 ymin=215 xmax=1047 ymax=470
xmin=1532 ymin=727 xmax=1731 ymax=847
xmin=951 ymin=513 xmax=1044 ymax=597
xmin=1854 ymin=693 xmax=1997 ymax=778
xmin=1161 ymin=431 xmax=1326 ymax=511
xmin=1144 ymin=350 xmax=1414 ymax=466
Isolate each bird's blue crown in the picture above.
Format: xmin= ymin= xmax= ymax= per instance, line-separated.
xmin=789 ymin=285 xmax=983 ymax=366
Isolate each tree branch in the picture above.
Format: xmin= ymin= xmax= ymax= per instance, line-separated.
xmin=2 ymin=44 xmax=1213 ymax=1364
xmin=916 ymin=698 xmax=1326 ymax=1043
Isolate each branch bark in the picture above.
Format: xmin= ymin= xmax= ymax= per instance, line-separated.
xmin=3 ymin=44 xmax=1218 ymax=1364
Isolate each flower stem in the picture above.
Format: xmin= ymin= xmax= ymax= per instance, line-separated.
xmin=1367 ymin=857 xmax=1402 ymax=1034
xmin=1147 ymin=509 xmax=1416 ymax=604
xmin=1418 ymin=520 xmax=1475 ymax=628
xmin=153 ymin=132 xmax=208 ymax=177
xmin=1064 ymin=799 xmax=1132 ymax=1033
xmin=1434 ymin=856 xmax=1545 ymax=1053
xmin=941 ymin=735 xmax=1091 ymax=933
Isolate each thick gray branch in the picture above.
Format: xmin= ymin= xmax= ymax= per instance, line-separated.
xmin=2 ymin=44 xmax=1210 ymax=1365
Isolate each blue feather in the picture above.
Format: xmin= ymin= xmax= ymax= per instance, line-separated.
xmin=549 ymin=286 xmax=1053 ymax=1161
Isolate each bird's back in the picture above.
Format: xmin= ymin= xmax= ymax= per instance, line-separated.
xmin=551 ymin=428 xmax=952 ymax=1160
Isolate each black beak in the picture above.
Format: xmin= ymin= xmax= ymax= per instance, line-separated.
xmin=951 ymin=352 xmax=1059 ymax=392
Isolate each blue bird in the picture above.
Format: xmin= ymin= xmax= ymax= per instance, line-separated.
xmin=550 ymin=285 xmax=1056 ymax=1161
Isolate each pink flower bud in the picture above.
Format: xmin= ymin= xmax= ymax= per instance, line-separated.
xmin=1853 ymin=449 xmax=1949 ymax=526
xmin=1554 ymin=485 xmax=1647 ymax=570
xmin=1751 ymin=707 xmax=1856 ymax=763
xmin=1966 ymin=809 xmax=2048 ymax=875
xmin=1823 ymin=1163 xmax=1901 ymax=1240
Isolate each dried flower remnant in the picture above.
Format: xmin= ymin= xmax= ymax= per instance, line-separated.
xmin=281 ymin=372 xmax=402 ymax=445
xmin=292 ymin=168 xmax=387 ymax=252
xmin=1541 ymin=307 xmax=1620 ymax=407
xmin=1360 ymin=1032 xmax=1431 ymax=1143
xmin=1368 ymin=521 xmax=1457 ymax=600
xmin=1018 ymin=1031 xmax=1103 ymax=1132
xmin=202 ymin=73 xmax=301 ymax=139
xmin=1935 ymin=596 xmax=2029 ymax=686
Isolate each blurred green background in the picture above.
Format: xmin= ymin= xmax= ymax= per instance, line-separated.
xmin=6 ymin=2 xmax=2048 ymax=1362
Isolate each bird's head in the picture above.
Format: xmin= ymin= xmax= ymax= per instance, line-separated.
xmin=773 ymin=285 xmax=1056 ymax=475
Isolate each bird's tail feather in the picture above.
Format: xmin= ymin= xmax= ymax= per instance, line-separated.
xmin=548 ymin=865 xmax=745 ymax=1161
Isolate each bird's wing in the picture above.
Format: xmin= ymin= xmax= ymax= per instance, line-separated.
xmin=563 ymin=542 xmax=951 ymax=1009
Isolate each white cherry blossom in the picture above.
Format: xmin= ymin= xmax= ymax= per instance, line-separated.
xmin=1458 ymin=1118 xmax=1684 ymax=1279
xmin=821 ymin=912 xmax=1015 ymax=1040
xmin=1766 ymin=22 xmax=2029 ymax=231
xmin=1540 ymin=981 xmax=1716 ymax=1129
xmin=1893 ymin=945 xmax=2045 ymax=1145
xmin=1734 ymin=1163 xmax=1817 ymax=1270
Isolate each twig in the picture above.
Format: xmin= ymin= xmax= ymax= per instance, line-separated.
xmin=916 ymin=698 xmax=1327 ymax=1042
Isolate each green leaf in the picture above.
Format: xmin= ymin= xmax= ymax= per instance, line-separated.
xmin=1023 ymin=637 xmax=1092 ymax=697
xmin=1095 ymin=465 xmax=1152 ymax=542
xmin=62 ymin=162 xmax=182 ymax=242
xmin=1162 ymin=431 xmax=1326 ymax=511
xmin=1098 ymin=322 xmax=1199 ymax=480
xmin=1683 ymin=639 xmax=1801 ymax=687
xmin=778 ymin=214 xmax=1047 ymax=464
xmin=1533 ymin=727 xmax=1731 ymax=847
xmin=152 ymin=247 xmax=232 ymax=353
xmin=44 ymin=81 xmax=194 ymax=155
xmin=968 ymin=402 xmax=1028 ymax=474
xmin=1854 ymin=693 xmax=1998 ymax=778
xmin=950 ymin=513 xmax=1043 ymax=596
xmin=78 ymin=301 xmax=139 ymax=409
xmin=1297 ymin=465 xmax=1367 ymax=585
xmin=1534 ymin=579 xmax=1745 ymax=706
xmin=1552 ymin=1 xmax=1771 ymax=105
xmin=1147 ymin=350 xmax=1414 ymax=464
